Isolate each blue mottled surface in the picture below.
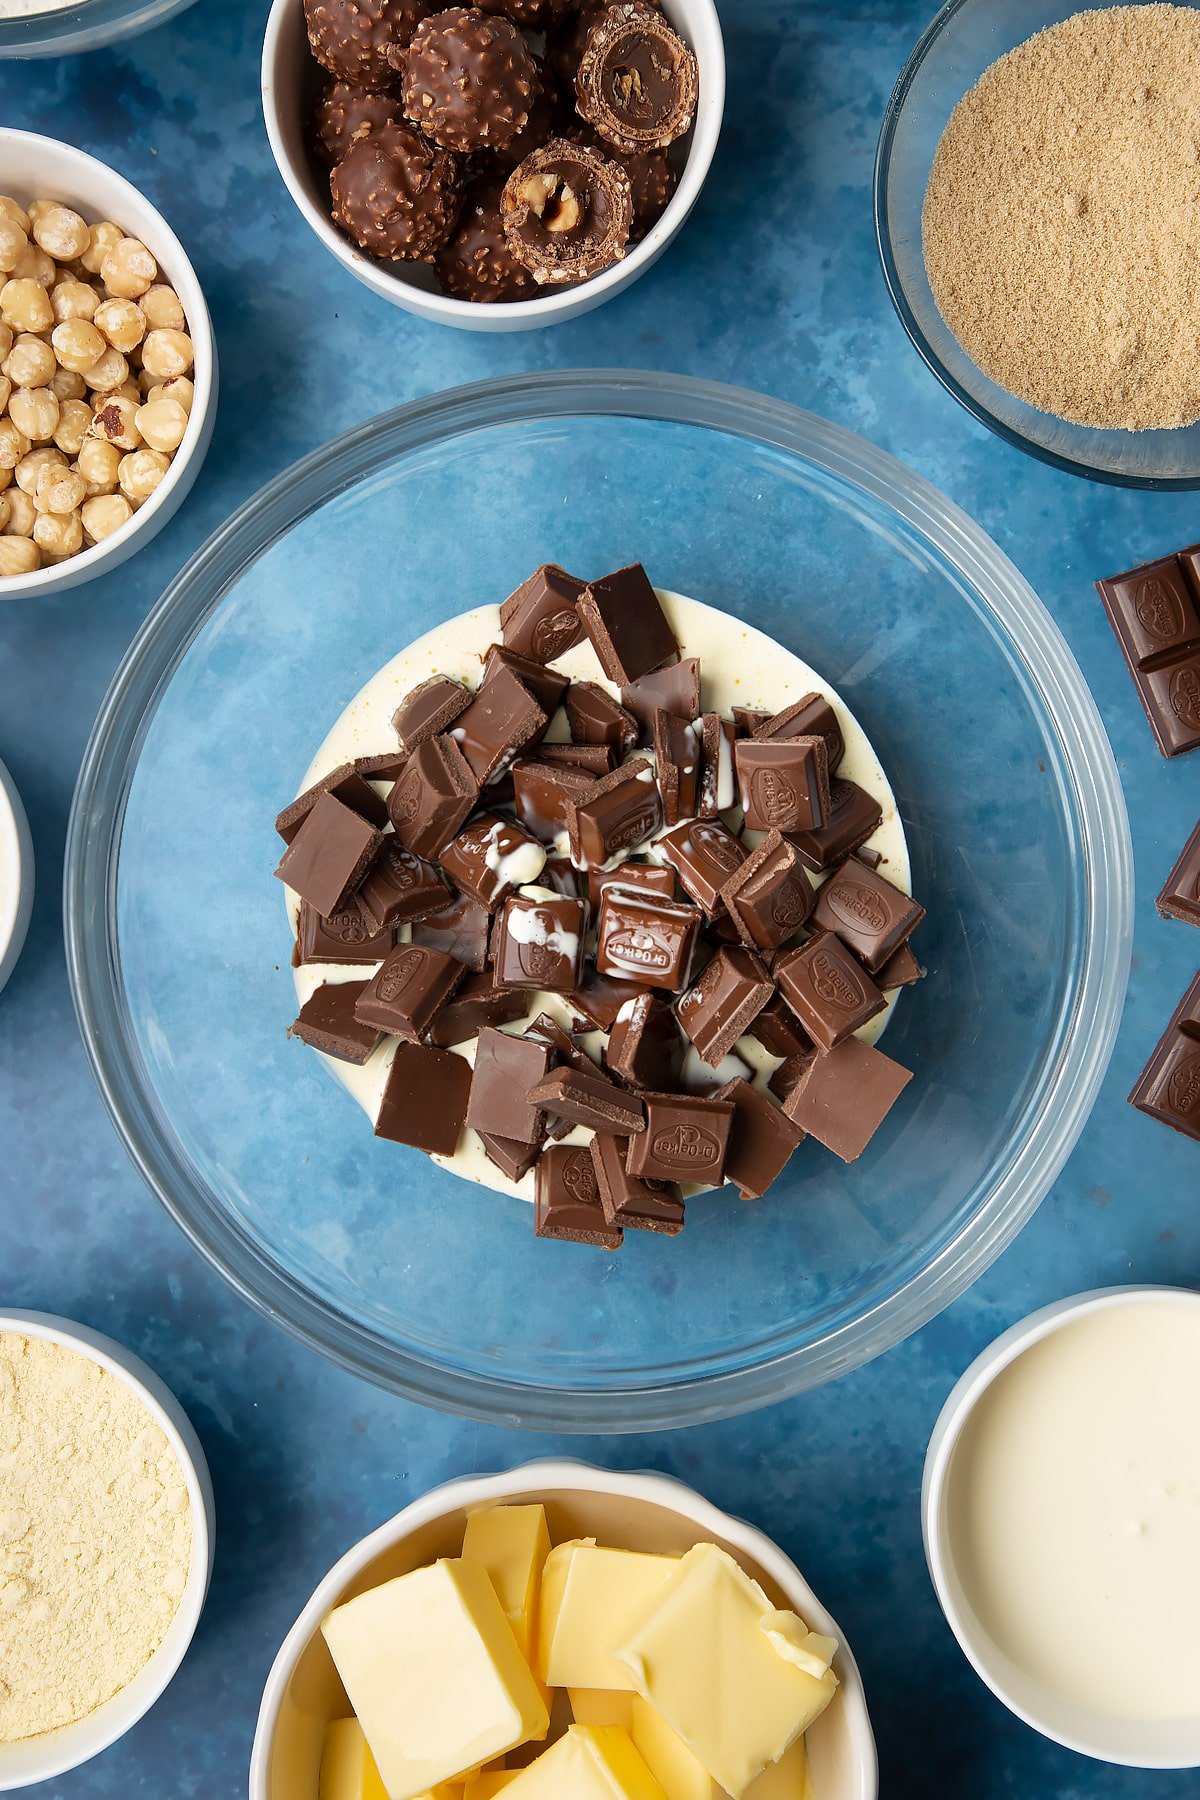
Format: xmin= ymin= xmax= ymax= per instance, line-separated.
xmin=0 ymin=2 xmax=1198 ymax=1795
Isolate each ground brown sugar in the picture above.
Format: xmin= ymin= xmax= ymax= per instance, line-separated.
xmin=922 ymin=4 xmax=1200 ymax=431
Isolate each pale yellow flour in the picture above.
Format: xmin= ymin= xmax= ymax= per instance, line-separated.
xmin=922 ymin=4 xmax=1200 ymax=430
xmin=0 ymin=1333 xmax=193 ymax=1742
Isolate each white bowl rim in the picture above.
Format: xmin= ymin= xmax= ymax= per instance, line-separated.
xmin=0 ymin=755 xmax=32 ymax=995
xmin=0 ymin=1308 xmax=215 ymax=1789
xmin=248 ymin=1458 xmax=878 ymax=1800
xmin=0 ymin=127 xmax=217 ymax=599
xmin=260 ymin=0 xmax=726 ymax=327
xmin=922 ymin=1283 xmax=1200 ymax=1768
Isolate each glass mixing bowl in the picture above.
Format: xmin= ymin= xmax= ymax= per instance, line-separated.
xmin=875 ymin=0 xmax=1200 ymax=488
xmin=0 ymin=0 xmax=197 ymax=57
xmin=64 ymin=372 xmax=1132 ymax=1430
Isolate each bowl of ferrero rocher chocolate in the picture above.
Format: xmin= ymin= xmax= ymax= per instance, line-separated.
xmin=261 ymin=0 xmax=725 ymax=330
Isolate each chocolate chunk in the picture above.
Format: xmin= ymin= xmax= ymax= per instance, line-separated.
xmin=313 ymin=79 xmax=406 ymax=168
xmin=411 ymin=890 xmax=492 ymax=970
xmin=478 ymin=1132 xmax=543 ymax=1181
xmin=626 ymin=1092 xmax=733 ymax=1185
xmin=575 ymin=3 xmax=698 ymax=152
xmin=587 ymin=860 xmax=676 ymax=910
xmin=577 ymin=564 xmax=679 ymax=683
xmin=467 ymin=1025 xmax=553 ymax=1144
xmin=297 ymin=898 xmax=395 ymax=965
xmin=1097 ymin=547 xmax=1200 ymax=756
xmin=355 ymin=750 xmax=409 ymax=780
xmin=535 ymin=1143 xmax=623 ymax=1248
xmin=401 ymin=5 xmax=541 ymax=153
xmin=621 ymin=657 xmax=700 ymax=743
xmin=375 ymin=1041 xmax=471 ymax=1154
xmin=780 ymin=1035 xmax=911 ymax=1162
xmin=392 ymin=675 xmax=471 ymax=751
xmin=812 ymin=860 xmax=924 ymax=973
xmin=1129 ymin=971 xmax=1200 ymax=1141
xmin=745 ymin=993 xmax=813 ymax=1059
xmin=589 ymin=1132 xmax=684 ymax=1233
xmin=768 ymin=1050 xmax=815 ymax=1106
xmin=356 ymin=837 xmax=449 ymax=929
xmin=493 ymin=891 xmax=588 ymax=990
xmin=355 ymin=943 xmax=465 ymax=1040
xmin=275 ymin=792 xmax=384 ymax=918
xmin=513 ymin=758 xmax=595 ymax=843
xmin=452 ymin=665 xmax=547 ymax=784
xmin=502 ymin=139 xmax=632 ymax=284
xmin=720 ymin=830 xmax=814 ymax=951
xmin=676 ymin=945 xmax=773 ymax=1067
xmin=565 ymin=680 xmax=639 ymax=753
xmin=428 ymin=969 xmax=527 ymax=1046
xmin=541 ymin=855 xmax=582 ymax=898
xmin=657 ymin=817 xmax=746 ymax=915
xmin=713 ymin=1076 xmax=804 ymax=1200
xmin=482 ymin=643 xmax=571 ymax=721
xmin=276 ymin=762 xmax=391 ymax=843
xmin=524 ymin=1015 xmax=596 ymax=1135
xmin=696 ymin=713 xmax=737 ymax=816
xmin=499 ymin=563 xmax=586 ymax=661
xmin=1158 ymin=819 xmax=1200 ymax=926
xmin=569 ymin=757 xmax=663 ymax=865
xmin=288 ymin=980 xmax=384 ymax=1065
xmin=527 ymin=1065 xmax=646 ymax=1135
xmin=775 ymin=932 xmax=885 ymax=1053
xmin=595 ymin=885 xmax=700 ymax=990
xmin=734 ymin=735 xmax=830 ymax=834
xmin=436 ymin=174 xmax=538 ymax=302
xmin=731 ymin=706 xmax=769 ymax=736
xmin=539 ymin=742 xmax=617 ymax=777
xmin=305 ymin=0 xmax=430 ymax=87
xmin=571 ymin=966 xmax=648 ymax=1030
xmin=753 ymin=693 xmax=845 ymax=771
xmin=876 ymin=942 xmax=925 ymax=990
xmin=330 ymin=122 xmax=463 ymax=260
xmin=388 ymin=734 xmax=478 ymax=858
xmin=652 ymin=709 xmax=701 ymax=824
xmin=787 ymin=777 xmax=883 ymax=872
xmin=441 ymin=812 xmax=547 ymax=910
xmin=605 ymin=990 xmax=685 ymax=1088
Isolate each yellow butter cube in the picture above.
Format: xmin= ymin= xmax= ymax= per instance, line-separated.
xmin=538 ymin=1541 xmax=679 ymax=1691
xmin=614 ymin=1545 xmax=837 ymax=1799
xmin=503 ymin=1726 xmax=667 ymax=1799
xmin=571 ymin=1689 xmax=635 ymax=1729
xmin=630 ymin=1697 xmax=720 ymax=1800
xmin=320 ymin=1718 xmax=390 ymax=1800
xmin=462 ymin=1506 xmax=551 ymax=1662
xmin=462 ymin=1776 xmax=519 ymax=1798
xmin=321 ymin=1559 xmax=549 ymax=1800
xmin=743 ymin=1735 xmax=809 ymax=1800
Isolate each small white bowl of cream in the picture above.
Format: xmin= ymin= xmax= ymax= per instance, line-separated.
xmin=924 ymin=1286 xmax=1200 ymax=1768
xmin=0 ymin=756 xmax=32 ymax=997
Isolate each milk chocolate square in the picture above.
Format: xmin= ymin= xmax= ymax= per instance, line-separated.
xmin=720 ymin=830 xmax=814 ymax=950
xmin=621 ymin=657 xmax=700 ymax=743
xmin=297 ymin=899 xmax=395 ymax=965
xmin=753 ymin=693 xmax=845 ymax=771
xmin=355 ymin=943 xmax=465 ymax=1041
xmin=452 ymin=665 xmax=547 ymax=784
xmin=1158 ymin=820 xmax=1200 ymax=926
xmin=356 ymin=838 xmax=448 ymax=930
xmin=675 ymin=945 xmax=773 ymax=1067
xmin=734 ymin=735 xmax=829 ymax=834
xmin=775 ymin=932 xmax=886 ymax=1052
xmin=787 ymin=777 xmax=883 ymax=871
xmin=387 ymin=735 xmax=478 ymax=859
xmin=288 ymin=980 xmax=383 ymax=1065
xmin=512 ymin=759 xmax=594 ymax=843
xmin=499 ymin=563 xmax=585 ymax=662
xmin=589 ymin=1132 xmax=684 ymax=1234
xmin=605 ymin=992 xmax=686 ymax=1089
xmin=428 ymin=970 xmax=527 ymax=1046
xmin=657 ymin=818 xmax=747 ymax=914
xmin=275 ymin=762 xmax=390 ymax=843
xmin=652 ymin=709 xmax=701 ymax=825
xmin=411 ymin=891 xmax=492 ymax=971
xmin=595 ymin=886 xmax=700 ymax=991
xmin=812 ymin=859 xmax=924 ymax=972
xmin=587 ymin=861 xmax=677 ymax=910
xmin=392 ymin=675 xmax=471 ymax=751
xmin=569 ymin=759 xmax=663 ymax=866
xmin=481 ymin=643 xmax=570 ymax=721
xmin=780 ymin=1035 xmax=911 ymax=1161
xmin=713 ymin=1076 xmax=804 ymax=1200
xmin=526 ymin=1066 xmax=646 ymax=1136
xmin=374 ymin=1042 xmax=471 ymax=1155
xmin=493 ymin=892 xmax=588 ymax=991
xmin=274 ymin=792 xmax=384 ymax=918
xmin=535 ymin=1144 xmax=623 ymax=1249
xmin=696 ymin=713 xmax=737 ymax=815
xmin=627 ymin=1093 xmax=733 ymax=1185
xmin=440 ymin=813 xmax=547 ymax=911
xmin=565 ymin=680 xmax=639 ymax=753
xmin=466 ymin=1026 xmax=553 ymax=1146
xmin=577 ymin=563 xmax=680 ymax=684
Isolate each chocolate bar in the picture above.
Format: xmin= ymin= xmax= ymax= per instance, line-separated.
xmin=657 ymin=818 xmax=747 ymax=915
xmin=388 ymin=735 xmax=478 ymax=859
xmin=499 ymin=563 xmax=585 ymax=663
xmin=297 ymin=899 xmax=394 ymax=966
xmin=713 ymin=1077 xmax=804 ymax=1200
xmin=1096 ymin=546 xmax=1200 ymax=756
xmin=355 ymin=944 xmax=465 ymax=1041
xmin=453 ymin=665 xmax=547 ymax=784
xmin=392 ymin=675 xmax=471 ymax=751
xmin=375 ymin=1042 xmax=471 ymax=1155
xmin=734 ymin=735 xmax=829 ymax=834
xmin=589 ymin=1132 xmax=684 ymax=1234
xmin=535 ymin=1143 xmax=623 ymax=1248
xmin=627 ymin=1092 xmax=733 ymax=1185
xmin=275 ymin=762 xmax=389 ymax=843
xmin=569 ymin=758 xmax=663 ymax=866
xmin=1129 ymin=971 xmax=1200 ymax=1142
xmin=780 ymin=1035 xmax=911 ymax=1161
xmin=288 ymin=980 xmax=383 ymax=1065
xmin=493 ymin=892 xmax=588 ymax=991
xmin=440 ymin=813 xmax=547 ymax=911
xmin=467 ymin=1026 xmax=553 ymax=1146
xmin=1158 ymin=820 xmax=1200 ymax=926
xmin=720 ymin=830 xmax=813 ymax=951
xmin=356 ymin=838 xmax=448 ymax=930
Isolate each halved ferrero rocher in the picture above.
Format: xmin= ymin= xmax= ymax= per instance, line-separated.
xmin=575 ymin=2 xmax=698 ymax=153
xmin=501 ymin=138 xmax=632 ymax=285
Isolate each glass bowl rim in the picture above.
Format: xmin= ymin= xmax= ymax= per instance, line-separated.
xmin=873 ymin=0 xmax=1200 ymax=492
xmin=0 ymin=0 xmax=198 ymax=56
xmin=63 ymin=368 xmax=1133 ymax=1431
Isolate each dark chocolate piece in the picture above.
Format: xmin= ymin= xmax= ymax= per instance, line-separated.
xmin=428 ymin=969 xmax=527 ymax=1046
xmin=696 ymin=713 xmax=737 ymax=815
xmin=539 ymin=742 xmax=617 ymax=777
xmin=275 ymin=762 xmax=389 ymax=843
xmin=513 ymin=759 xmax=594 ymax=843
xmin=595 ymin=885 xmax=700 ymax=990
xmin=811 ymin=860 xmax=924 ymax=973
xmin=304 ymin=0 xmax=430 ymax=88
xmin=676 ymin=945 xmax=773 ymax=1067
xmin=478 ymin=1132 xmax=543 ymax=1181
xmin=787 ymin=778 xmax=883 ymax=872
xmin=493 ymin=891 xmax=588 ymax=990
xmin=297 ymin=899 xmax=394 ymax=965
xmin=621 ymin=658 xmax=700 ymax=743
xmin=411 ymin=891 xmax=492 ymax=971
xmin=441 ymin=812 xmax=548 ymax=910
xmin=388 ymin=734 xmax=478 ymax=859
xmin=1097 ymin=547 xmax=1200 ymax=757
xmin=355 ymin=943 xmax=465 ymax=1040
xmin=731 ymin=706 xmax=769 ymax=736
xmin=482 ymin=643 xmax=571 ymax=721
xmin=775 ymin=933 xmax=885 ymax=1053
xmin=355 ymin=749 xmax=409 ymax=780
xmin=452 ymin=665 xmax=548 ymax=784
xmin=527 ymin=1065 xmax=646 ymax=1135
xmin=501 ymin=139 xmax=633 ymax=285
xmin=587 ymin=860 xmax=676 ymax=910
xmin=1129 ymin=971 xmax=1200 ymax=1142
xmin=735 ymin=735 xmax=830 ymax=834
xmin=392 ymin=675 xmax=471 ymax=751
xmin=653 ymin=709 xmax=701 ymax=825
xmin=571 ymin=966 xmax=649 ymax=1031
xmin=877 ymin=942 xmax=925 ymax=990
xmin=720 ymin=830 xmax=814 ymax=951
xmin=356 ymin=838 xmax=449 ymax=930
xmin=330 ymin=122 xmax=463 ymax=261
xmin=467 ymin=1025 xmax=553 ymax=1145
xmin=780 ymin=1035 xmax=911 ymax=1162
xmin=1158 ymin=820 xmax=1200 ymax=926
xmin=575 ymin=2 xmax=698 ymax=151
xmin=589 ymin=1132 xmax=684 ymax=1233
xmin=576 ymin=564 xmax=679 ymax=683
xmin=569 ymin=758 xmax=663 ymax=866
xmin=401 ymin=4 xmax=540 ymax=153
xmin=313 ymin=79 xmax=406 ymax=169
xmin=288 ymin=980 xmax=384 ymax=1065
xmin=375 ymin=1041 xmax=471 ymax=1154
xmin=275 ymin=792 xmax=384 ymax=918
xmin=499 ymin=563 xmax=586 ymax=661
xmin=753 ymin=693 xmax=845 ymax=771
xmin=627 ymin=1092 xmax=733 ymax=1185
xmin=565 ymin=680 xmax=639 ymax=754
xmin=713 ymin=1076 xmax=804 ymax=1201
xmin=745 ymin=993 xmax=813 ymax=1059
xmin=605 ymin=991 xmax=686 ymax=1089
xmin=535 ymin=1143 xmax=623 ymax=1248
xmin=436 ymin=174 xmax=537 ymax=302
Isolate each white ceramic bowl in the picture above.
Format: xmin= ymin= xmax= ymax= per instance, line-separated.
xmin=923 ymin=1285 xmax=1200 ymax=1768
xmin=0 ymin=756 xmax=32 ymax=997
xmin=0 ymin=129 xmax=217 ymax=600
xmin=261 ymin=0 xmax=725 ymax=332
xmin=0 ymin=1309 xmax=215 ymax=1791
xmin=250 ymin=1460 xmax=877 ymax=1800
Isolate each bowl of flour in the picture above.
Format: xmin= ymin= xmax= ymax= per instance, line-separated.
xmin=0 ymin=1312 xmax=213 ymax=1789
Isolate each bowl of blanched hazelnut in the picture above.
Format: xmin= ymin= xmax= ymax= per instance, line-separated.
xmin=0 ymin=130 xmax=216 ymax=598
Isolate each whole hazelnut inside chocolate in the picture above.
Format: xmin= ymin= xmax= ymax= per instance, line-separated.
xmin=401 ymin=6 xmax=541 ymax=155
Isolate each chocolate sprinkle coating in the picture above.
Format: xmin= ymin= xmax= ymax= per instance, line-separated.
xmin=575 ymin=2 xmax=698 ymax=152
xmin=304 ymin=0 xmax=433 ymax=89
xmin=331 ymin=120 xmax=464 ymax=259
xmin=312 ymin=79 xmax=406 ymax=168
xmin=436 ymin=176 xmax=538 ymax=300
xmin=501 ymin=136 xmax=632 ymax=284
xmin=486 ymin=55 xmax=569 ymax=172
xmin=401 ymin=5 xmax=541 ymax=155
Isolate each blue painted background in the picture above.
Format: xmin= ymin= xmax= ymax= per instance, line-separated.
xmin=1 ymin=2 xmax=1198 ymax=1794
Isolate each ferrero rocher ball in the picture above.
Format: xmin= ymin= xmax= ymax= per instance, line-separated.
xmin=304 ymin=0 xmax=434 ymax=88
xmin=401 ymin=6 xmax=541 ymax=154
xmin=331 ymin=120 xmax=463 ymax=259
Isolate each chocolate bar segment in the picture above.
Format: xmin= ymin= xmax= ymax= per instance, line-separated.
xmin=354 ymin=750 xmax=409 ymax=781
xmin=676 ymin=945 xmax=773 ymax=1068
xmin=538 ymin=743 xmax=616 ymax=777
xmin=754 ymin=694 xmax=845 ymax=771
xmin=355 ymin=943 xmax=465 ymax=1041
xmin=652 ymin=709 xmax=701 ymax=825
xmin=535 ymin=1144 xmax=623 ymax=1248
xmin=577 ymin=564 xmax=680 ymax=684
xmin=713 ymin=1076 xmax=804 ymax=1200
xmin=696 ymin=713 xmax=737 ymax=816
xmin=735 ymin=735 xmax=830 ymax=834
xmin=569 ymin=758 xmax=663 ymax=866
xmin=275 ymin=792 xmax=384 ymax=918
xmin=877 ymin=942 xmax=925 ymax=989
xmin=297 ymin=899 xmax=394 ymax=966
xmin=812 ymin=859 xmax=924 ymax=973
xmin=388 ymin=735 xmax=478 ymax=859
xmin=375 ymin=1042 xmax=471 ymax=1155
xmin=275 ymin=762 xmax=390 ymax=843
xmin=479 ymin=1132 xmax=542 ymax=1182
xmin=499 ymin=563 xmax=585 ymax=662
xmin=775 ymin=932 xmax=886 ymax=1052
xmin=526 ymin=1066 xmax=646 ymax=1135
xmin=411 ymin=892 xmax=493 ymax=971
xmin=595 ymin=885 xmax=700 ymax=991
xmin=513 ymin=758 xmax=594 ymax=844
xmin=1129 ymin=970 xmax=1200 ymax=1141
xmin=587 ymin=861 xmax=676 ymax=910
xmin=440 ymin=812 xmax=547 ymax=911
xmin=392 ymin=676 xmax=471 ymax=752
xmin=481 ymin=643 xmax=571 ymax=722
xmin=1096 ymin=546 xmax=1200 ymax=757
xmin=452 ymin=665 xmax=548 ymax=784
xmin=657 ymin=818 xmax=747 ymax=915
xmin=356 ymin=838 xmax=449 ymax=930
xmin=780 ymin=1034 xmax=911 ymax=1161
xmin=1157 ymin=820 xmax=1200 ymax=926
xmin=720 ymin=830 xmax=814 ymax=951
xmin=621 ymin=658 xmax=700 ymax=744
xmin=570 ymin=966 xmax=647 ymax=1030
xmin=493 ymin=891 xmax=588 ymax=991
xmin=428 ymin=970 xmax=527 ymax=1046
xmin=627 ymin=1092 xmax=733 ymax=1185
xmin=564 ymin=681 xmax=639 ymax=754
xmin=589 ymin=1132 xmax=684 ymax=1234
xmin=787 ymin=777 xmax=882 ymax=872
xmin=288 ymin=980 xmax=383 ymax=1065
xmin=467 ymin=1026 xmax=553 ymax=1146
xmin=605 ymin=991 xmax=686 ymax=1089
xmin=744 ymin=993 xmax=813 ymax=1059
